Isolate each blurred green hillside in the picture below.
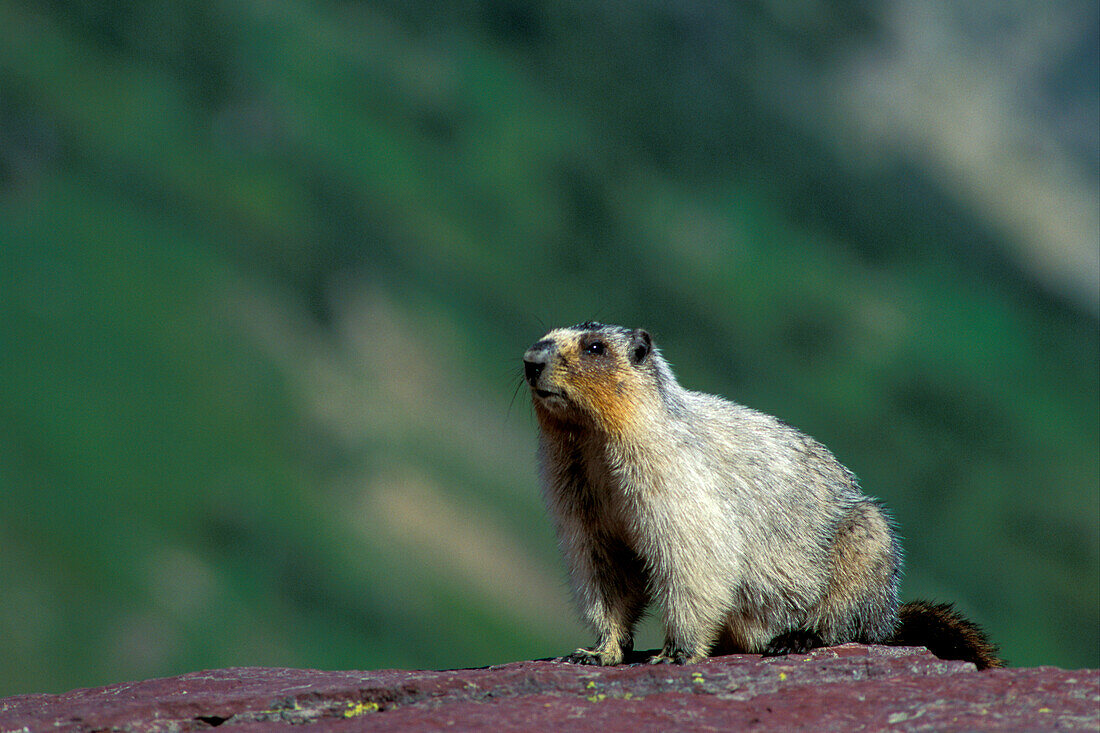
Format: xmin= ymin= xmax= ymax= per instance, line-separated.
xmin=1 ymin=1 xmax=1097 ymax=696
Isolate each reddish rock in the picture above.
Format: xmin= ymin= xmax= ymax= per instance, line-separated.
xmin=1 ymin=645 xmax=1096 ymax=731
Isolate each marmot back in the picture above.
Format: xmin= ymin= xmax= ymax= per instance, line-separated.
xmin=523 ymin=322 xmax=1001 ymax=669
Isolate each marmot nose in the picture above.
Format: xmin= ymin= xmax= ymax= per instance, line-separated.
xmin=523 ymin=339 xmax=554 ymax=386
xmin=524 ymin=359 xmax=544 ymax=386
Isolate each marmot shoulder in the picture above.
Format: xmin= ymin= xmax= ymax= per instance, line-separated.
xmin=523 ymin=321 xmax=1001 ymax=669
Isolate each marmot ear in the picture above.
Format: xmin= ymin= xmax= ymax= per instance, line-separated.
xmin=629 ymin=329 xmax=652 ymax=365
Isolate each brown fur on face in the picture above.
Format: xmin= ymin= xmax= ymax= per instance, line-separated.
xmin=525 ymin=325 xmax=650 ymax=438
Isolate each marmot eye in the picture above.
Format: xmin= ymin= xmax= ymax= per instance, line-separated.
xmin=585 ymin=340 xmax=606 ymax=356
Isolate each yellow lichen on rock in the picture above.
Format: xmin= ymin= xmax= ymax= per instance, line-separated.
xmin=344 ymin=701 xmax=380 ymax=717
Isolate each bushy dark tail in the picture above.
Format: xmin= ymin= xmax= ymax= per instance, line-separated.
xmin=889 ymin=601 xmax=1003 ymax=670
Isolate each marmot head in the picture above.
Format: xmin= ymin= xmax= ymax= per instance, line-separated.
xmin=523 ymin=322 xmax=658 ymax=435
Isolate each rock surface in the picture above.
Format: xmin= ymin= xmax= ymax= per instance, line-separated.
xmin=1 ymin=645 xmax=1096 ymax=731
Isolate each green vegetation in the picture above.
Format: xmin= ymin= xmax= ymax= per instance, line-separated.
xmin=1 ymin=2 xmax=1096 ymax=695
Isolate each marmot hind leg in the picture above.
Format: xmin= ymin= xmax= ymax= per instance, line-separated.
xmin=813 ymin=500 xmax=900 ymax=645
xmin=768 ymin=500 xmax=899 ymax=654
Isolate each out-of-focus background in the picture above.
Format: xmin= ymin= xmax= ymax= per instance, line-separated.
xmin=1 ymin=1 xmax=1097 ymax=696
